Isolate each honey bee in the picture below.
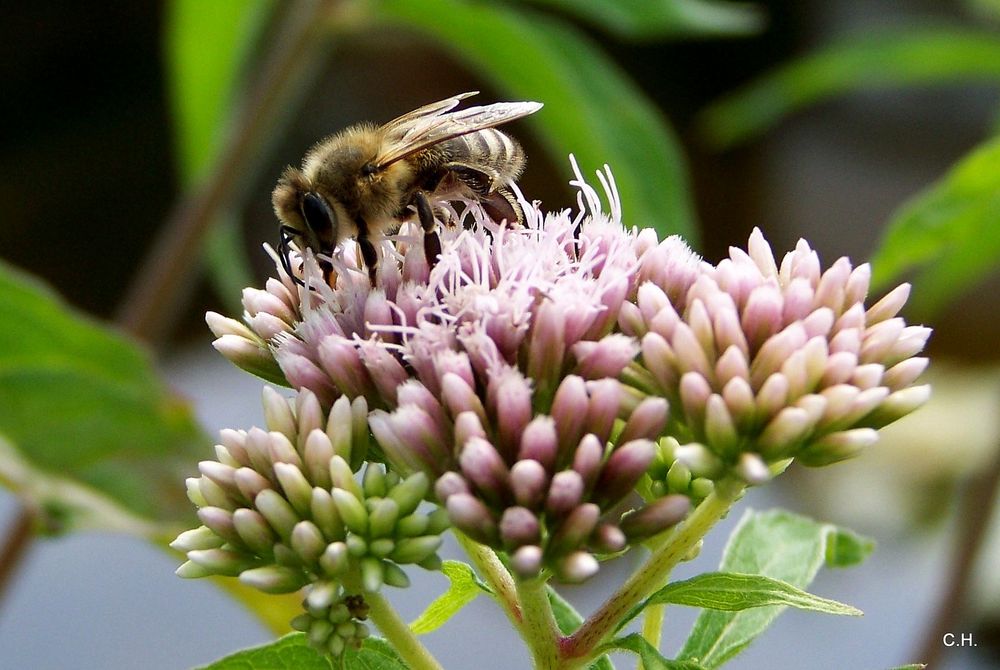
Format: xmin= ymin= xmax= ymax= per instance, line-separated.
xmin=272 ymin=91 xmax=542 ymax=285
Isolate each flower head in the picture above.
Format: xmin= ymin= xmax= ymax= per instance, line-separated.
xmin=627 ymin=228 xmax=931 ymax=470
xmin=171 ymin=388 xmax=447 ymax=657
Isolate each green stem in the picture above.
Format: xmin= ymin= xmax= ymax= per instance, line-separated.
xmin=564 ymin=478 xmax=746 ymax=662
xmin=365 ymin=590 xmax=444 ymax=670
xmin=638 ymin=603 xmax=665 ymax=670
xmin=454 ymin=531 xmax=523 ymax=629
xmin=515 ymin=577 xmax=561 ymax=670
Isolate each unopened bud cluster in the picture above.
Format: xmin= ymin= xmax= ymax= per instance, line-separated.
xmin=171 ymin=388 xmax=447 ymax=656
xmin=291 ymin=587 xmax=371 ymax=657
xmin=429 ymin=372 xmax=690 ymax=581
xmin=622 ymin=228 xmax=931 ymax=471
xmin=644 ymin=437 xmax=719 ymax=504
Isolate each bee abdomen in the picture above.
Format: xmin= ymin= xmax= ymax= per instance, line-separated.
xmin=454 ymin=129 xmax=525 ymax=181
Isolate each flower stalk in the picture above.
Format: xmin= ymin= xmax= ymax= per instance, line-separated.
xmin=364 ymin=590 xmax=444 ymax=670
xmin=564 ymin=478 xmax=746 ymax=664
xmin=515 ymin=577 xmax=562 ymax=670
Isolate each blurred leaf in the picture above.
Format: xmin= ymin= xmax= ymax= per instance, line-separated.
xmin=374 ymin=0 xmax=698 ymax=243
xmin=0 ymin=261 xmax=208 ymax=528
xmin=165 ymin=0 xmax=273 ymax=308
xmin=886 ymin=665 xmax=926 ymax=670
xmin=409 ymin=560 xmax=491 ymax=634
xmin=825 ymin=526 xmax=875 ymax=568
xmin=600 ymin=634 xmax=707 ymax=670
xmin=195 ymin=632 xmax=333 ymax=670
xmin=546 ymin=586 xmax=616 ymax=670
xmin=212 ymin=575 xmax=302 ymax=636
xmin=678 ymin=509 xmax=871 ymax=668
xmin=165 ymin=0 xmax=273 ymax=184
xmin=869 ymin=134 xmax=1000 ymax=316
xmin=513 ymin=0 xmax=764 ymax=40
xmin=699 ymin=27 xmax=1000 ymax=149
xmin=636 ymin=571 xmax=861 ymax=615
xmin=966 ymin=0 xmax=1000 ymax=23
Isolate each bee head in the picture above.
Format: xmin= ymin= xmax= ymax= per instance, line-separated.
xmin=272 ymin=167 xmax=340 ymax=282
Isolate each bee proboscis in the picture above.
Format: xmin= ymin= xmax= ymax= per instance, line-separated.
xmin=272 ymin=91 xmax=543 ymax=285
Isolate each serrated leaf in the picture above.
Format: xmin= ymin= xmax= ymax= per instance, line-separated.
xmin=195 ymin=632 xmax=334 ymax=670
xmin=677 ymin=509 xmax=871 ymax=668
xmin=374 ymin=0 xmax=697 ymax=243
xmin=409 ymin=560 xmax=491 ymax=635
xmin=642 ymin=572 xmax=861 ymax=615
xmin=868 ymin=134 xmax=1000 ymax=317
xmin=600 ymin=634 xmax=706 ymax=670
xmin=512 ymin=0 xmax=764 ymax=40
xmin=699 ymin=27 xmax=1000 ymax=149
xmin=547 ymin=587 xmax=615 ymax=670
xmin=0 ymin=262 xmax=208 ymax=527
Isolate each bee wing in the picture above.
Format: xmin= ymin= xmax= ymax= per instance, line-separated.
xmin=380 ymin=91 xmax=480 ymax=132
xmin=376 ymin=100 xmax=543 ymax=169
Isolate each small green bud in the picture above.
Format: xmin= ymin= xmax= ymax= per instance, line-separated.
xmin=390 ymin=535 xmax=443 ymax=564
xmin=369 ymin=538 xmax=396 ymax=558
xmin=239 ymin=565 xmax=307 ymax=593
xmin=327 ymin=635 xmax=345 ymax=658
xmin=175 ymin=560 xmax=212 ymax=579
xmin=360 ymin=557 xmax=385 ymax=592
xmin=309 ymin=619 xmax=334 ymax=647
xmin=346 ymin=535 xmax=368 ymax=557
xmin=290 ymin=613 xmax=312 ymax=632
xmin=187 ymin=548 xmax=256 ymax=576
xmin=383 ymin=562 xmax=411 ymax=588
xmin=417 ymin=553 xmax=443 ymax=571
xmin=232 ymin=508 xmax=277 ymax=556
xmin=426 ymin=507 xmax=451 ymax=535
xmin=395 ymin=512 xmax=429 ymax=537
xmin=332 ymin=488 xmax=369 ymax=535
xmin=690 ymin=477 xmax=714 ymax=500
xmin=255 ymin=489 xmax=299 ymax=540
xmin=666 ymin=460 xmax=691 ymax=493
xmin=329 ymin=456 xmax=364 ymax=500
xmin=368 ymin=498 xmax=400 ymax=538
xmin=388 ymin=471 xmax=429 ymax=517
xmin=291 ymin=520 xmax=326 ymax=564
xmin=310 ymin=488 xmax=344 ymax=541
xmin=170 ymin=526 xmax=224 ymax=552
xmin=306 ymin=580 xmax=340 ymax=610
xmin=362 ymin=464 xmax=388 ymax=498
xmin=319 ymin=541 xmax=350 ymax=576
xmin=273 ymin=542 xmax=303 ymax=567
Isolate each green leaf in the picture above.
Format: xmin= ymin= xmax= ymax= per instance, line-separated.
xmin=825 ymin=526 xmax=876 ymax=568
xmin=339 ymin=638 xmax=409 ymax=670
xmin=195 ymin=635 xmax=410 ymax=670
xmin=374 ymin=0 xmax=697 ymax=243
xmin=165 ymin=0 xmax=272 ymax=183
xmin=868 ymin=134 xmax=1000 ymax=317
xmin=599 ymin=634 xmax=707 ymax=670
xmin=0 ymin=262 xmax=208 ymax=528
xmin=196 ymin=633 xmax=333 ymax=669
xmin=164 ymin=0 xmax=272 ymax=309
xmin=642 ymin=571 xmax=861 ymax=615
xmin=547 ymin=587 xmax=616 ymax=670
xmin=677 ymin=509 xmax=871 ymax=668
xmin=409 ymin=560 xmax=491 ymax=634
xmin=699 ymin=27 xmax=1000 ymax=149
xmin=512 ymin=0 xmax=765 ymax=40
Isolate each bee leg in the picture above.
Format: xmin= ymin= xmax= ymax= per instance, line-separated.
xmin=415 ymin=191 xmax=442 ymax=270
xmin=278 ymin=225 xmax=305 ymax=286
xmin=355 ymin=218 xmax=379 ymax=286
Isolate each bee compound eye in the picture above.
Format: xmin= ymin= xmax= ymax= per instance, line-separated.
xmin=301 ymin=192 xmax=335 ymax=238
